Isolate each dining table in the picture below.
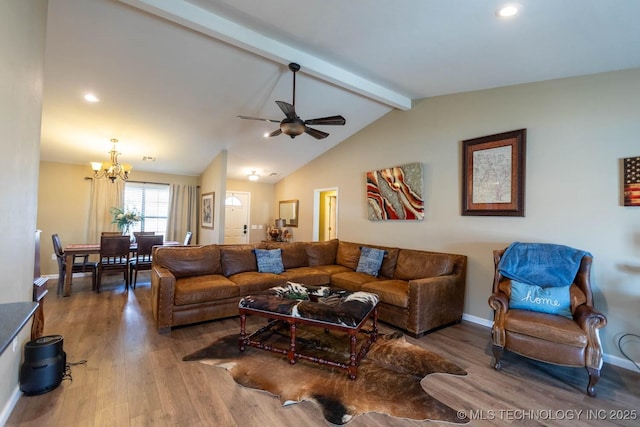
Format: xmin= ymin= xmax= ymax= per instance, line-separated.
xmin=62 ymin=240 xmax=179 ymax=297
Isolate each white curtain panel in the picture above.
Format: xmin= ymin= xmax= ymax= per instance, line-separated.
xmin=87 ymin=178 xmax=124 ymax=243
xmin=167 ymin=184 xmax=199 ymax=244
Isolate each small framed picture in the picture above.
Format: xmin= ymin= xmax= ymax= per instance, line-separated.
xmin=461 ymin=129 xmax=526 ymax=216
xmin=201 ymin=192 xmax=214 ymax=229
xmin=623 ymin=156 xmax=640 ymax=206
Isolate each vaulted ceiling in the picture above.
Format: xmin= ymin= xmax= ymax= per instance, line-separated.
xmin=39 ymin=0 xmax=640 ymax=183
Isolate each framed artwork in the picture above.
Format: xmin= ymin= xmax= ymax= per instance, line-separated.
xmin=201 ymin=192 xmax=214 ymax=229
xmin=623 ymin=156 xmax=640 ymax=206
xmin=461 ymin=129 xmax=526 ymax=216
xmin=366 ymin=162 xmax=424 ymax=221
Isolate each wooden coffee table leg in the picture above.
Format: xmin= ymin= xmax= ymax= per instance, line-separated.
xmin=288 ymin=322 xmax=297 ymax=364
xmin=239 ymin=313 xmax=247 ymax=351
xmin=372 ymin=307 xmax=378 ymax=342
xmin=348 ymin=334 xmax=358 ymax=379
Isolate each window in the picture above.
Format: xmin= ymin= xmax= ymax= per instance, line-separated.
xmin=124 ymin=182 xmax=170 ymax=235
xmin=225 ymin=195 xmax=242 ymax=206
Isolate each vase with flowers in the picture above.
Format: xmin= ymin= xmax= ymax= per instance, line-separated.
xmin=110 ymin=207 xmax=143 ymax=237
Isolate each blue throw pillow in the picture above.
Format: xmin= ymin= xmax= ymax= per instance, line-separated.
xmin=254 ymin=248 xmax=285 ymax=274
xmin=356 ymin=247 xmax=386 ymax=277
xmin=509 ymin=280 xmax=572 ymax=318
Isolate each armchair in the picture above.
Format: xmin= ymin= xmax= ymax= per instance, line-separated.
xmin=488 ymin=243 xmax=607 ymax=397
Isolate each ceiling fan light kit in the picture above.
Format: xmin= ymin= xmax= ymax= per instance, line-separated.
xmin=239 ymin=63 xmax=346 ymax=140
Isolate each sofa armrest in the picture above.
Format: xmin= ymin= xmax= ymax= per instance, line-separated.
xmin=151 ymin=265 xmax=176 ymax=333
xmin=406 ymin=273 xmax=465 ymax=336
xmin=574 ymin=304 xmax=607 ymax=369
xmin=488 ymin=291 xmax=509 ymax=347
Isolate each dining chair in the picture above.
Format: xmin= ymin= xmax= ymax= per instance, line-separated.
xmin=97 ymin=235 xmax=131 ymax=292
xmin=129 ymin=234 xmax=164 ymax=288
xmin=133 ymin=231 xmax=154 ymax=243
xmin=183 ymin=231 xmax=193 ymax=245
xmin=101 ymin=231 xmax=123 ymax=236
xmin=52 ymin=234 xmax=98 ymax=294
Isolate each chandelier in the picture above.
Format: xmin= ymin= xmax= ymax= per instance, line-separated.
xmin=90 ymin=138 xmax=132 ymax=183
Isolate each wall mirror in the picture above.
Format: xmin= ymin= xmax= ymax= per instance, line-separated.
xmin=279 ymin=199 xmax=299 ymax=227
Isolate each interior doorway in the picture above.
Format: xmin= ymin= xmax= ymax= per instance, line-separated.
xmin=224 ymin=191 xmax=250 ymax=244
xmin=313 ymin=187 xmax=338 ymax=241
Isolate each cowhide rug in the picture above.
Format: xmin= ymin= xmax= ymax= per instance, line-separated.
xmin=183 ymin=326 xmax=469 ymax=425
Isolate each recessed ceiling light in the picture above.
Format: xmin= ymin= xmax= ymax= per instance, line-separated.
xmin=84 ymin=93 xmax=99 ymax=103
xmin=496 ymin=5 xmax=519 ymax=18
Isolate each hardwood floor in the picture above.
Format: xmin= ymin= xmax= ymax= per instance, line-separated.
xmin=7 ymin=274 xmax=640 ymax=427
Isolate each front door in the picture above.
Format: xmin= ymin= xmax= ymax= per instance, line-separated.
xmin=224 ymin=192 xmax=250 ymax=244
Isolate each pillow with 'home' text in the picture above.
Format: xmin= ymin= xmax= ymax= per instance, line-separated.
xmin=509 ymin=280 xmax=572 ymax=318
xmin=254 ymin=248 xmax=285 ymax=274
xmin=356 ymin=247 xmax=386 ymax=277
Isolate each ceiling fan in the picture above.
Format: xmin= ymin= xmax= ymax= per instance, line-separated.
xmin=238 ymin=63 xmax=346 ymax=139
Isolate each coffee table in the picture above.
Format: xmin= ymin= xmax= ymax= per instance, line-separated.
xmin=238 ymin=284 xmax=378 ymax=379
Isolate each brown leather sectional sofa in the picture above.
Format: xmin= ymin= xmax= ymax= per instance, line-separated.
xmin=150 ymin=239 xmax=467 ymax=337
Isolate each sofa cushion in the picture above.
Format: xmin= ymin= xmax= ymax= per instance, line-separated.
xmin=262 ymin=242 xmax=309 ymax=268
xmin=229 ymin=272 xmax=286 ymax=295
xmin=505 ymin=310 xmax=587 ymax=347
xmin=362 ymin=279 xmax=408 ymax=308
xmin=305 ymin=239 xmax=338 ymax=266
xmin=254 ymin=248 xmax=285 ymax=274
xmin=356 ymin=247 xmax=386 ymax=277
xmin=279 ymin=267 xmax=331 ymax=286
xmin=310 ymin=264 xmax=352 ymax=276
xmin=336 ymin=241 xmax=361 ymax=270
xmin=331 ymin=271 xmax=381 ymax=292
xmin=154 ymin=245 xmax=221 ymax=278
xmin=221 ymin=245 xmax=258 ymax=276
xmin=174 ymin=274 xmax=237 ymax=306
xmin=394 ymin=249 xmax=454 ymax=281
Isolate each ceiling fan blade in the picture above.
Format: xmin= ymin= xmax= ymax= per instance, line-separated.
xmin=268 ymin=128 xmax=283 ymax=138
xmin=275 ymin=101 xmax=297 ymax=119
xmin=304 ymin=115 xmax=346 ymax=126
xmin=304 ymin=126 xmax=329 ymax=140
xmin=237 ymin=115 xmax=281 ymax=123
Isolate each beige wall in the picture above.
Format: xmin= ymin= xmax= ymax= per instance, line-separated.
xmin=275 ymin=68 xmax=640 ymax=366
xmin=37 ymin=161 xmax=199 ymax=276
xmin=226 ymin=179 xmax=276 ymax=243
xmin=0 ymin=0 xmax=48 ymax=421
xmin=199 ymin=149 xmax=227 ymax=244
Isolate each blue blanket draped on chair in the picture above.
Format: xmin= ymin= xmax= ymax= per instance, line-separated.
xmin=497 ymin=242 xmax=591 ymax=287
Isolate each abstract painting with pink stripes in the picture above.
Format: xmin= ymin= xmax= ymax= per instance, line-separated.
xmin=366 ymin=162 xmax=424 ymax=221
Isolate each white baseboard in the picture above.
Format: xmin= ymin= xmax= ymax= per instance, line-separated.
xmin=0 ymin=385 xmax=21 ymax=427
xmin=44 ymin=273 xmax=92 ymax=279
xmin=603 ymin=353 xmax=638 ymax=372
xmin=462 ymin=313 xmax=493 ymax=328
xmin=462 ymin=312 xmax=638 ymax=373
